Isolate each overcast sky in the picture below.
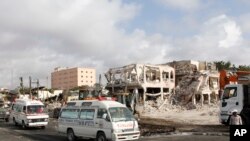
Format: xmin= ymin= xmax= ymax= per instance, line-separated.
xmin=1 ymin=0 xmax=250 ymax=89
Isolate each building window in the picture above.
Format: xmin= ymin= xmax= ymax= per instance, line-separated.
xmin=86 ymin=71 xmax=88 ymax=73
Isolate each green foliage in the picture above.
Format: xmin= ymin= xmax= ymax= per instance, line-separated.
xmin=214 ymin=61 xmax=231 ymax=71
xmin=70 ymin=85 xmax=91 ymax=91
xmin=19 ymin=87 xmax=30 ymax=94
xmin=238 ymin=65 xmax=250 ymax=71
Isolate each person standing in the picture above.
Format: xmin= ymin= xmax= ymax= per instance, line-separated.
xmin=229 ymin=109 xmax=243 ymax=125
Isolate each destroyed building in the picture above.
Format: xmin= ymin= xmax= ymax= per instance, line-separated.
xmin=166 ymin=60 xmax=219 ymax=106
xmin=105 ymin=64 xmax=175 ymax=110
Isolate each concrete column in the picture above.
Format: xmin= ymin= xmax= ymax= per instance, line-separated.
xmin=161 ymin=87 xmax=164 ymax=100
xmin=208 ymin=94 xmax=211 ymax=105
xmin=192 ymin=95 xmax=196 ymax=105
xmin=201 ymin=94 xmax=204 ymax=106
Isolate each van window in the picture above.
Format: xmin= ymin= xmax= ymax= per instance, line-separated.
xmin=27 ymin=105 xmax=45 ymax=114
xmin=97 ymin=109 xmax=107 ymax=118
xmin=15 ymin=105 xmax=22 ymax=112
xmin=80 ymin=109 xmax=95 ymax=120
xmin=60 ymin=109 xmax=79 ymax=119
xmin=109 ymin=107 xmax=135 ymax=122
xmin=223 ymin=87 xmax=237 ymax=99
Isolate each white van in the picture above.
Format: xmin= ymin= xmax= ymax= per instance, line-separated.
xmin=58 ymin=98 xmax=140 ymax=141
xmin=10 ymin=99 xmax=49 ymax=129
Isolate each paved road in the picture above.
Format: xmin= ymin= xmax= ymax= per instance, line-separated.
xmin=0 ymin=119 xmax=229 ymax=141
xmin=141 ymin=135 xmax=229 ymax=141
xmin=0 ymin=119 xmax=66 ymax=141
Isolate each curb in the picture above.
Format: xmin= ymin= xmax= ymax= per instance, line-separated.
xmin=140 ymin=131 xmax=229 ymax=138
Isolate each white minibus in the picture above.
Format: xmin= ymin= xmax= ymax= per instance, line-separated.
xmin=58 ymin=98 xmax=140 ymax=141
xmin=10 ymin=99 xmax=49 ymax=129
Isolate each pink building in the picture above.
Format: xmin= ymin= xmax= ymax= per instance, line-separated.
xmin=51 ymin=67 xmax=96 ymax=90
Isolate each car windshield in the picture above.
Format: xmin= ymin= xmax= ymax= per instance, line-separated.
xmin=27 ymin=105 xmax=45 ymax=114
xmin=109 ymin=107 xmax=135 ymax=122
xmin=222 ymin=87 xmax=237 ymax=100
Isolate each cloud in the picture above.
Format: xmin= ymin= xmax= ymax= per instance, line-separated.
xmin=157 ymin=0 xmax=201 ymax=11
xmin=0 ymin=0 xmax=250 ymax=89
xmin=167 ymin=14 xmax=247 ymax=65
xmin=0 ymin=0 xmax=140 ymax=88
xmin=0 ymin=0 xmax=169 ymax=88
xmin=204 ymin=15 xmax=242 ymax=48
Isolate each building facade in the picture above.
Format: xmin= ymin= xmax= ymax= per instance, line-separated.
xmin=51 ymin=67 xmax=96 ymax=90
xmin=105 ymin=64 xmax=175 ymax=109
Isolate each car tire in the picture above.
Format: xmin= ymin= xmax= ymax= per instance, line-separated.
xmin=96 ymin=132 xmax=107 ymax=141
xmin=13 ymin=118 xmax=18 ymax=126
xmin=67 ymin=129 xmax=76 ymax=141
xmin=22 ymin=121 xmax=26 ymax=129
xmin=5 ymin=118 xmax=9 ymax=122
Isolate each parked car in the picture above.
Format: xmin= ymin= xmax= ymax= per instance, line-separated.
xmin=0 ymin=107 xmax=10 ymax=122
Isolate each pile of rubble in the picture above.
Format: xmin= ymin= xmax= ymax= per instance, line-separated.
xmin=142 ymin=97 xmax=194 ymax=114
xmin=140 ymin=96 xmax=220 ymax=125
xmin=173 ymin=72 xmax=202 ymax=105
xmin=46 ymin=102 xmax=62 ymax=118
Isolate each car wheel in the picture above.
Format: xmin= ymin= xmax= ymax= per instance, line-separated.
xmin=5 ymin=118 xmax=9 ymax=122
xmin=67 ymin=129 xmax=76 ymax=141
xmin=96 ymin=132 xmax=107 ymax=141
xmin=13 ymin=118 xmax=18 ymax=126
xmin=22 ymin=121 xmax=26 ymax=129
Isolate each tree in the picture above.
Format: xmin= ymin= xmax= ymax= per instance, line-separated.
xmin=214 ymin=61 xmax=232 ymax=71
xmin=238 ymin=65 xmax=250 ymax=71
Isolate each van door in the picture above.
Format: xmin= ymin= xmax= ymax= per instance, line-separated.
xmin=16 ymin=105 xmax=23 ymax=123
xmin=222 ymin=86 xmax=240 ymax=112
xmin=59 ymin=108 xmax=80 ymax=135
xmin=96 ymin=108 xmax=113 ymax=139
xmin=77 ymin=108 xmax=96 ymax=138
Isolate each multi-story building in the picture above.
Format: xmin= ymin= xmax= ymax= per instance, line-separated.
xmin=105 ymin=64 xmax=175 ymax=110
xmin=51 ymin=67 xmax=96 ymax=90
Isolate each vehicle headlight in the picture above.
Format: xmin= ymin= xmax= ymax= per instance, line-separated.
xmin=134 ymin=127 xmax=140 ymax=131
xmin=28 ymin=119 xmax=32 ymax=123
xmin=45 ymin=118 xmax=48 ymax=122
xmin=5 ymin=111 xmax=9 ymax=115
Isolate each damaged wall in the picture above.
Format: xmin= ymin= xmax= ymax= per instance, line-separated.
xmin=105 ymin=64 xmax=175 ymax=109
xmin=167 ymin=60 xmax=219 ymax=106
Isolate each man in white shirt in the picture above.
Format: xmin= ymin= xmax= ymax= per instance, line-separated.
xmin=229 ymin=109 xmax=243 ymax=125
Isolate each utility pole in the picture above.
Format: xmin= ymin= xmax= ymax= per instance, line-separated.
xmin=29 ymin=76 xmax=40 ymax=99
xmin=29 ymin=76 xmax=32 ymax=99
xmin=20 ymin=77 xmax=23 ymax=94
xmin=37 ymin=79 xmax=39 ymax=98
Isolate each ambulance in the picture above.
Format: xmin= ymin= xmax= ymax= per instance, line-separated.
xmin=10 ymin=99 xmax=49 ymax=129
xmin=58 ymin=97 xmax=140 ymax=141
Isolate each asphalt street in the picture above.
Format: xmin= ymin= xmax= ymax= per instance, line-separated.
xmin=0 ymin=119 xmax=230 ymax=141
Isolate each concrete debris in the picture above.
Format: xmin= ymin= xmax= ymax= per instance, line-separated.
xmin=46 ymin=102 xmax=62 ymax=118
xmin=168 ymin=61 xmax=219 ymax=106
xmin=105 ymin=63 xmax=175 ymax=112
